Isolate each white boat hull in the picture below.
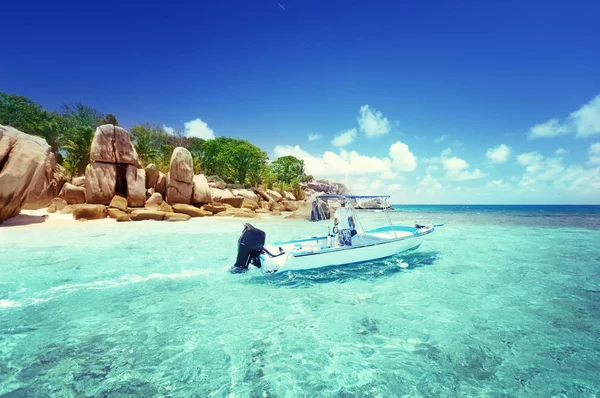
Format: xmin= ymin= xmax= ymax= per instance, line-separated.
xmin=259 ymin=225 xmax=435 ymax=273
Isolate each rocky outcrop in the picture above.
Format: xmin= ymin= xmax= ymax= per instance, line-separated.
xmin=283 ymin=191 xmax=296 ymax=201
xmin=286 ymin=201 xmax=314 ymax=220
xmin=241 ymin=199 xmax=259 ymax=211
xmin=215 ymin=208 xmax=259 ymax=218
xmin=145 ymin=163 xmax=159 ymax=189
xmin=59 ymin=183 xmax=86 ymax=205
xmin=267 ymin=189 xmax=283 ymax=202
xmin=109 ymin=195 xmax=128 ymax=211
xmin=107 ymin=207 xmax=129 ymax=220
xmin=90 ymin=124 xmax=138 ymax=165
xmin=155 ymin=172 xmax=167 ymax=196
xmin=220 ymin=196 xmax=244 ymax=208
xmin=172 ymin=204 xmax=212 ymax=217
xmin=130 ymin=209 xmax=190 ymax=222
xmin=23 ymin=164 xmax=67 ymax=210
xmin=166 ymin=147 xmax=193 ymax=205
xmin=47 ymin=197 xmax=68 ymax=213
xmin=202 ymin=202 xmax=229 ymax=214
xmin=0 ymin=125 xmax=63 ymax=222
xmin=72 ymin=176 xmax=85 ymax=187
xmin=126 ymin=165 xmax=146 ymax=207
xmin=211 ymin=188 xmax=234 ymax=202
xmin=72 ymin=204 xmax=107 ymax=220
xmin=231 ymin=189 xmax=259 ymax=202
xmin=145 ymin=192 xmax=163 ymax=207
xmin=84 ymin=162 xmax=116 ymax=205
xmin=207 ymin=176 xmax=226 ymax=189
xmin=303 ymin=179 xmax=350 ymax=195
xmin=282 ymin=200 xmax=302 ymax=212
xmin=192 ymin=174 xmax=212 ymax=204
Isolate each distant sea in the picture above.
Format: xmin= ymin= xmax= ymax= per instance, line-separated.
xmin=1 ymin=205 xmax=599 ymax=396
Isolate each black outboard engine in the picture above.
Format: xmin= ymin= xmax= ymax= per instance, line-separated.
xmin=232 ymin=223 xmax=266 ymax=273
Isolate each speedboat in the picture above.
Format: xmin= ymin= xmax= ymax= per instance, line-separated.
xmin=232 ymin=195 xmax=442 ymax=273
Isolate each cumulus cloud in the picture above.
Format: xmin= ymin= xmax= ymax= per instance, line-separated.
xmin=273 ymin=141 xmax=417 ymax=179
xmin=331 ymin=128 xmax=357 ymax=147
xmin=528 ymin=94 xmax=600 ymax=138
xmin=485 ymin=179 xmax=510 ymax=189
xmin=516 ymin=152 xmax=566 ymax=189
xmin=486 ymin=144 xmax=512 ymax=163
xmin=308 ymin=133 xmax=322 ymax=141
xmin=589 ymin=142 xmax=600 ymax=165
xmin=184 ymin=118 xmax=215 ymax=139
xmin=389 ymin=141 xmax=417 ymax=171
xmin=425 ymin=149 xmax=485 ymax=181
xmin=555 ymin=148 xmax=567 ymax=155
xmin=163 ymin=125 xmax=175 ymax=134
xmin=418 ymin=173 xmax=443 ymax=191
xmin=357 ymin=105 xmax=391 ymax=137
xmin=388 ymin=183 xmax=402 ymax=191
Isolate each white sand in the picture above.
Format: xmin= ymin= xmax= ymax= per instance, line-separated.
xmin=0 ymin=208 xmax=296 ymax=230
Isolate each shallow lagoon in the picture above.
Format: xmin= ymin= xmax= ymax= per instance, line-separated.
xmin=1 ymin=207 xmax=600 ymax=396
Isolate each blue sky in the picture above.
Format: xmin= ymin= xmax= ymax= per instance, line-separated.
xmin=2 ymin=0 xmax=599 ymax=204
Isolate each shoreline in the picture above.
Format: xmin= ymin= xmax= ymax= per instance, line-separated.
xmin=0 ymin=208 xmax=298 ymax=230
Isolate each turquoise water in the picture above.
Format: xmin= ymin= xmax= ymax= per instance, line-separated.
xmin=1 ymin=207 xmax=600 ymax=397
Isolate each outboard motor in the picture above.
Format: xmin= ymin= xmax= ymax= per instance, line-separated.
xmin=232 ymin=223 xmax=266 ymax=273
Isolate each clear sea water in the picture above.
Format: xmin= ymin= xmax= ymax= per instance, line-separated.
xmin=1 ymin=205 xmax=599 ymax=397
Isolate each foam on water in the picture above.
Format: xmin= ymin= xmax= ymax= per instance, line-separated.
xmin=1 ymin=207 xmax=599 ymax=396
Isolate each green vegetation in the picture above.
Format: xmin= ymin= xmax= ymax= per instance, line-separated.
xmin=0 ymin=91 xmax=310 ymax=196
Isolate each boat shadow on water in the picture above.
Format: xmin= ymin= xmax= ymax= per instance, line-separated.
xmin=247 ymin=249 xmax=440 ymax=287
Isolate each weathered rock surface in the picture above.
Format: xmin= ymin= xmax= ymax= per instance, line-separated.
xmin=283 ymin=191 xmax=296 ymax=201
xmin=89 ymin=125 xmax=116 ymax=163
xmin=272 ymin=209 xmax=282 ymax=216
xmin=241 ymin=199 xmax=259 ymax=211
xmin=202 ymin=202 xmax=228 ymax=214
xmin=72 ymin=204 xmax=107 ymax=220
xmin=282 ymin=200 xmax=302 ymax=212
xmin=155 ymin=172 xmax=167 ymax=196
xmin=256 ymin=208 xmax=270 ymax=214
xmin=303 ymin=179 xmax=350 ymax=195
xmin=192 ymin=174 xmax=212 ymax=204
xmin=109 ymin=195 xmax=128 ymax=211
xmin=107 ymin=207 xmax=128 ymax=219
xmin=130 ymin=210 xmax=166 ymax=221
xmin=267 ymin=189 xmax=283 ymax=202
xmin=211 ymin=188 xmax=234 ymax=202
xmin=253 ymin=187 xmax=272 ymax=202
xmin=145 ymin=163 xmax=159 ymax=189
xmin=145 ymin=192 xmax=163 ymax=207
xmin=165 ymin=212 xmax=191 ymax=222
xmin=259 ymin=201 xmax=272 ymax=211
xmin=166 ymin=176 xmax=193 ymax=205
xmin=207 ymin=176 xmax=226 ymax=189
xmin=116 ymin=213 xmax=131 ymax=222
xmin=286 ymin=201 xmax=313 ymax=220
xmin=231 ymin=189 xmax=259 ymax=202
xmin=59 ymin=183 xmax=86 ymax=204
xmin=169 ymin=147 xmax=194 ymax=183
xmin=126 ymin=166 xmax=146 ymax=207
xmin=60 ymin=204 xmax=76 ymax=214
xmin=89 ymin=124 xmax=139 ymax=165
xmin=0 ymin=125 xmax=63 ymax=222
xmin=84 ymin=162 xmax=116 ymax=205
xmin=172 ymin=204 xmax=212 ymax=217
xmin=114 ymin=126 xmax=139 ymax=165
xmin=220 ymin=196 xmax=244 ymax=208
xmin=23 ymin=164 xmax=67 ymax=210
xmin=72 ymin=176 xmax=85 ymax=187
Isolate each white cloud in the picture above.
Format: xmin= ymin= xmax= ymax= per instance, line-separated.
xmin=331 ymin=128 xmax=357 ymax=147
xmin=434 ymin=135 xmax=448 ymax=144
xmin=516 ymin=152 xmax=565 ymax=189
xmin=446 ymin=168 xmax=486 ymax=181
xmin=388 ymin=183 xmax=402 ymax=191
xmin=184 ymin=118 xmax=215 ymax=139
xmin=486 ymin=144 xmax=512 ymax=163
xmin=380 ymin=170 xmax=399 ymax=180
xmin=163 ymin=125 xmax=174 ymax=134
xmin=528 ymin=94 xmax=600 ymax=138
xmin=443 ymin=157 xmax=468 ymax=171
xmin=389 ymin=141 xmax=417 ymax=171
xmin=308 ymin=133 xmax=322 ymax=141
xmin=516 ymin=152 xmax=544 ymax=166
xmin=555 ymin=148 xmax=567 ymax=155
xmin=485 ymin=179 xmax=510 ymax=189
xmin=418 ymin=173 xmax=442 ymax=191
xmin=589 ymin=142 xmax=600 ymax=165
xmin=357 ymin=104 xmax=391 ymax=137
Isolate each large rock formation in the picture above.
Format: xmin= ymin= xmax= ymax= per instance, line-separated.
xmin=85 ymin=124 xmax=145 ymax=206
xmin=231 ymin=189 xmax=259 ymax=202
xmin=145 ymin=163 xmax=159 ymax=189
xmin=303 ymin=179 xmax=350 ymax=196
xmin=90 ymin=124 xmax=139 ymax=165
xmin=0 ymin=125 xmax=64 ymax=222
xmin=126 ymin=165 xmax=146 ymax=207
xmin=192 ymin=174 xmax=212 ymax=204
xmin=85 ymin=162 xmax=116 ymax=205
xmin=166 ymin=147 xmax=194 ymax=205
xmin=211 ymin=187 xmax=234 ymax=202
xmin=59 ymin=183 xmax=86 ymax=204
